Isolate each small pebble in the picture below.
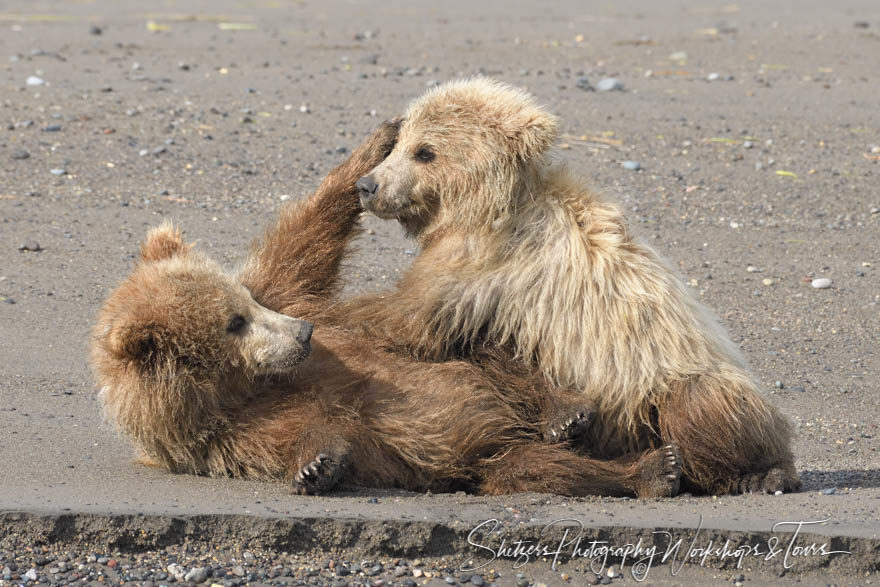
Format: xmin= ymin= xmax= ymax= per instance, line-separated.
xmin=43 ymin=124 xmax=62 ymax=132
xmin=596 ymin=77 xmax=624 ymax=91
xmin=820 ymin=487 xmax=837 ymax=495
xmin=89 ymin=25 xmax=102 ymax=35
xmin=18 ymin=241 xmax=42 ymax=252
xmin=24 ymin=569 xmax=38 ymax=581
xmin=774 ymin=490 xmax=783 ymax=496
xmin=299 ymin=104 xmax=311 ymax=113
xmin=669 ymin=51 xmax=688 ymax=61
xmin=774 ymin=381 xmax=784 ymax=389
xmin=470 ymin=575 xmax=484 ymax=586
xmin=10 ymin=150 xmax=30 ymax=160
xmin=50 ymin=168 xmax=67 ymax=175
xmin=412 ymin=569 xmax=423 ymax=578
xmin=743 ymin=140 xmax=754 ymax=149
xmin=184 ymin=567 xmax=208 ymax=583
xmin=811 ymin=278 xmax=832 ymax=289
xmin=621 ymin=160 xmax=641 ymax=171
xmin=575 ymin=76 xmax=592 ymax=91
xmin=26 ymin=75 xmax=45 ymax=86
xmin=762 ymin=278 xmax=774 ymax=286
xmin=746 ymin=265 xmax=761 ymax=272
xmin=707 ymin=72 xmax=721 ymax=81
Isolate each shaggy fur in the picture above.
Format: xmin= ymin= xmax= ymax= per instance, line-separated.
xmin=347 ymin=78 xmax=800 ymax=495
xmin=91 ymin=121 xmax=682 ymax=498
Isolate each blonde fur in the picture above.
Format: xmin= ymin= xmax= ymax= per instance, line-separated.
xmin=347 ymin=78 xmax=799 ymax=494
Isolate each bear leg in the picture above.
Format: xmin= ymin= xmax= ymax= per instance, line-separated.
xmin=476 ymin=442 xmax=681 ymax=498
xmin=657 ymin=372 xmax=801 ymax=495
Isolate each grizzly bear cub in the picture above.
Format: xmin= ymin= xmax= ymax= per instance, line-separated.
xmin=348 ymin=78 xmax=800 ymax=496
xmin=91 ymin=121 xmax=682 ymax=498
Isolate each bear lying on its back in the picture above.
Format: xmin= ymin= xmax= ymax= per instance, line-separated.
xmin=91 ymin=121 xmax=683 ymax=498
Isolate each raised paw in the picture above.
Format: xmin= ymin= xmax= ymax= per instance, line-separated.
xmin=291 ymin=452 xmax=349 ymax=496
xmin=544 ymin=409 xmax=593 ymax=445
xmin=338 ymin=118 xmax=402 ymax=183
xmin=633 ymin=444 xmax=682 ymax=498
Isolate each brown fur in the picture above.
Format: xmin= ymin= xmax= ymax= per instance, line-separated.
xmin=346 ymin=78 xmax=800 ymax=495
xmin=91 ymin=121 xmax=680 ymax=498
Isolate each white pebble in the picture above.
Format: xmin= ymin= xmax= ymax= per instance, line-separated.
xmin=621 ymin=160 xmax=641 ymax=171
xmin=707 ymin=72 xmax=720 ymax=81
xmin=299 ymin=104 xmax=311 ymax=113
xmin=774 ymin=490 xmax=783 ymax=496
xmin=746 ymin=265 xmax=761 ymax=273
xmin=597 ymin=78 xmax=624 ymax=91
xmin=811 ymin=278 xmax=832 ymax=289
xmin=26 ymin=75 xmax=45 ymax=86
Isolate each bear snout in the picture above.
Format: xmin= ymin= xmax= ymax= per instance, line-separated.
xmin=295 ymin=321 xmax=313 ymax=344
xmin=356 ymin=175 xmax=379 ymax=202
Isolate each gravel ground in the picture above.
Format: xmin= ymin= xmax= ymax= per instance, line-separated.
xmin=1 ymin=0 xmax=878 ymax=584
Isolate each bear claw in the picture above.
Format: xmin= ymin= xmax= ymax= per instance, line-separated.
xmin=544 ymin=409 xmax=593 ymax=445
xmin=292 ymin=452 xmax=348 ymax=496
xmin=633 ymin=444 xmax=682 ymax=498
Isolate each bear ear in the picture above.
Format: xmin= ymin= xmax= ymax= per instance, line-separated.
xmin=509 ymin=110 xmax=558 ymax=162
xmin=140 ymin=221 xmax=190 ymax=263
xmin=109 ymin=322 xmax=167 ymax=367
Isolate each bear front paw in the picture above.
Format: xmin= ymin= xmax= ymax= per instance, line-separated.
xmin=291 ymin=452 xmax=349 ymax=496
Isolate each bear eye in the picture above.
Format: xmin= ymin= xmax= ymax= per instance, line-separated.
xmin=414 ymin=146 xmax=435 ymax=163
xmin=226 ymin=315 xmax=247 ymax=334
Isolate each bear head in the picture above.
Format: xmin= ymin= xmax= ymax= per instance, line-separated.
xmin=90 ymin=222 xmax=313 ymax=471
xmin=356 ymin=77 xmax=558 ymax=238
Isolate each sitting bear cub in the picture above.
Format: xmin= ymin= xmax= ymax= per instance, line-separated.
xmin=91 ymin=121 xmax=682 ymax=498
xmin=350 ymin=78 xmax=800 ymax=496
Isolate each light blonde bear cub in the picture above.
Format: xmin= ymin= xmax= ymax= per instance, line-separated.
xmin=347 ymin=78 xmax=800 ymax=495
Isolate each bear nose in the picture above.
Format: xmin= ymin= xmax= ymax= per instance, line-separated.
xmin=356 ymin=175 xmax=379 ymax=200
xmin=296 ymin=321 xmax=313 ymax=344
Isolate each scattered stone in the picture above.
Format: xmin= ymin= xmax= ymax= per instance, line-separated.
xmin=743 ymin=140 xmax=754 ymax=149
xmin=50 ymin=168 xmax=67 ymax=175
xmin=811 ymin=278 xmax=832 ymax=289
xmin=299 ymin=104 xmax=311 ymax=113
xmin=184 ymin=567 xmax=208 ymax=583
xmin=774 ymin=490 xmax=783 ymax=495
xmin=10 ymin=150 xmax=30 ymax=160
xmin=42 ymin=124 xmax=62 ymax=132
xmin=90 ymin=25 xmax=102 ymax=35
xmin=152 ymin=146 xmax=167 ymax=155
xmin=24 ymin=569 xmax=38 ymax=581
xmin=470 ymin=575 xmax=484 ymax=586
xmin=854 ymin=21 xmax=870 ymax=28
xmin=746 ymin=265 xmax=761 ymax=272
xmin=707 ymin=72 xmax=721 ymax=81
xmin=413 ymin=569 xmax=423 ymax=578
xmin=359 ymin=54 xmax=379 ymax=65
xmin=669 ymin=51 xmax=688 ymax=61
xmin=762 ymin=278 xmax=774 ymax=286
xmin=820 ymin=487 xmax=837 ymax=495
xmin=621 ymin=160 xmax=641 ymax=171
xmin=575 ymin=76 xmax=592 ymax=91
xmin=26 ymin=76 xmax=45 ymax=86
xmin=596 ymin=77 xmax=624 ymax=91
xmin=774 ymin=381 xmax=784 ymax=389
xmin=18 ymin=240 xmax=42 ymax=252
